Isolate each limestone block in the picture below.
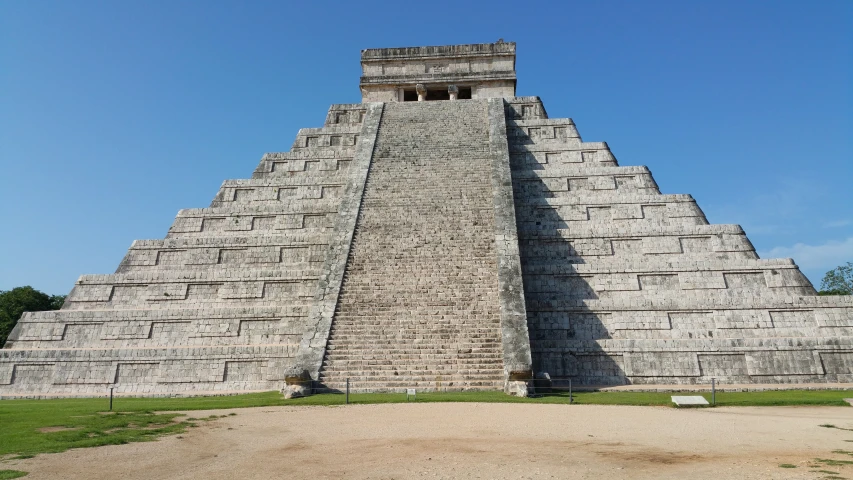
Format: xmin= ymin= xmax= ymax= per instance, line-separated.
xmin=712 ymin=233 xmax=755 ymax=253
xmin=571 ymin=354 xmax=626 ymax=383
xmin=643 ymin=236 xmax=682 ymax=254
xmin=116 ymin=363 xmax=159 ymax=384
xmin=145 ymin=284 xmax=189 ymax=301
xmin=697 ymin=354 xmax=749 ymax=377
xmin=610 ymin=239 xmax=643 ymax=256
xmin=0 ymin=363 xmax=14 ymax=384
xmin=820 ymin=352 xmax=853 ymax=374
xmin=9 ymin=364 xmax=54 ymax=386
xmin=282 ymin=383 xmax=310 ymax=398
xmin=590 ymin=176 xmax=617 ymax=191
xmin=713 ymin=310 xmax=772 ymax=329
xmin=12 ymin=322 xmax=65 ymax=341
xmin=169 ymin=217 xmax=204 ymax=233
xmin=611 ymin=311 xmax=671 ymax=331
xmin=624 ymin=352 xmax=700 ymax=377
xmin=100 ymin=321 xmax=153 ymax=340
xmin=678 ymin=271 xmax=727 ymax=290
xmin=769 ymin=310 xmax=816 ymax=328
xmin=224 ymin=361 xmax=267 ymax=381
xmin=638 ymin=274 xmax=680 ymax=291
xmin=723 ymin=272 xmax=767 ymax=289
xmin=121 ymin=249 xmax=159 ymax=266
xmin=67 ymin=285 xmax=113 ymax=303
xmin=159 ymin=360 xmax=226 ymax=383
xmin=816 ymin=308 xmax=853 ymax=327
xmin=571 ymin=239 xmax=612 ymax=256
xmin=192 ymin=319 xmax=240 ymax=338
xmin=745 ymin=351 xmax=822 ymax=376
xmin=594 ymin=274 xmax=640 ymax=292
xmin=612 ymin=204 xmax=644 ymax=220
xmin=218 ymin=282 xmax=265 ymax=299
xmin=764 ymin=268 xmax=813 ymax=289
xmin=668 ymin=311 xmax=715 ymax=330
xmin=54 ymin=361 xmax=116 ymax=385
xmin=505 ymin=380 xmax=531 ymax=397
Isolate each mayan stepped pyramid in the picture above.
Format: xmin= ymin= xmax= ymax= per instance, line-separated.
xmin=3 ymin=42 xmax=851 ymax=398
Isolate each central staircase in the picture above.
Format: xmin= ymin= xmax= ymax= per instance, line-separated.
xmin=318 ymin=100 xmax=506 ymax=392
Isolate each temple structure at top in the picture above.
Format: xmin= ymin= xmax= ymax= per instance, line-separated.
xmin=2 ymin=41 xmax=851 ymax=399
xmin=359 ymin=41 xmax=517 ymax=102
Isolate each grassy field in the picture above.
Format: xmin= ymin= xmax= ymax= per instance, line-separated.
xmin=0 ymin=471 xmax=28 ymax=480
xmin=0 ymin=389 xmax=850 ymax=461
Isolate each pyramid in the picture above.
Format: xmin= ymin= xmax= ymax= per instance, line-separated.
xmin=2 ymin=42 xmax=851 ymax=398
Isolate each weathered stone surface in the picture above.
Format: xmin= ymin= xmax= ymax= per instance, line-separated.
xmin=282 ymin=383 xmax=310 ymax=399
xmin=506 ymin=94 xmax=853 ymax=386
xmin=1 ymin=41 xmax=850 ymax=398
xmin=360 ymin=42 xmax=516 ymax=102
xmin=317 ymin=100 xmax=507 ymax=392
xmin=505 ymin=380 xmax=531 ymax=397
xmin=0 ymin=101 xmax=374 ymax=397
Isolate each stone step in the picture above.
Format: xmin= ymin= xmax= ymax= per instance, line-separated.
xmin=316 ymin=100 xmax=502 ymax=391
xmin=329 ymin=318 xmax=500 ymax=323
xmin=323 ymin=348 xmax=502 ymax=355
xmin=318 ymin=375 xmax=504 ymax=385
xmin=321 ymin=363 xmax=503 ymax=372
xmin=324 ymin=343 xmax=501 ymax=351
xmin=314 ymin=383 xmax=502 ymax=393
xmin=319 ymin=363 xmax=503 ymax=371
xmin=327 ymin=331 xmax=500 ymax=339
xmin=323 ymin=353 xmax=502 ymax=362
xmin=318 ymin=377 xmax=503 ymax=385
xmin=323 ymin=351 xmax=502 ymax=359
xmin=328 ymin=331 xmax=500 ymax=337
xmin=320 ymin=376 xmax=503 ymax=385
xmin=330 ymin=316 xmax=500 ymax=322
xmin=327 ymin=340 xmax=500 ymax=348
xmin=330 ymin=314 xmax=500 ymax=318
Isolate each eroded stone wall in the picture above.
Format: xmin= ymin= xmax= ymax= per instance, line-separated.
xmin=0 ymin=104 xmax=377 ymax=397
xmin=506 ymin=96 xmax=853 ymax=385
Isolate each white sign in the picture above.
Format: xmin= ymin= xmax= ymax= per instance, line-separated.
xmin=671 ymin=395 xmax=709 ymax=407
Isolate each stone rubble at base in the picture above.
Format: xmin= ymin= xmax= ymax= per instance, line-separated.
xmin=1 ymin=42 xmax=851 ymax=398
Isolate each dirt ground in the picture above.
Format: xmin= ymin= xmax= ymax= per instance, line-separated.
xmin=6 ymin=403 xmax=853 ymax=479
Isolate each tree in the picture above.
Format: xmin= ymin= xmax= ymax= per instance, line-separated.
xmin=819 ymin=262 xmax=853 ymax=295
xmin=0 ymin=286 xmax=65 ymax=346
xmin=0 ymin=309 xmax=13 ymax=347
xmin=50 ymin=295 xmax=66 ymax=310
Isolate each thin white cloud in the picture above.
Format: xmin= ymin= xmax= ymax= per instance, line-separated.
xmin=760 ymin=237 xmax=853 ymax=270
xmin=824 ymin=219 xmax=851 ymax=228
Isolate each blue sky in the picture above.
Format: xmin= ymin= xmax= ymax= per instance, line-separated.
xmin=1 ymin=0 xmax=851 ymax=295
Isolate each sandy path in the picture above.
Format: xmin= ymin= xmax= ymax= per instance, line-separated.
xmin=6 ymin=404 xmax=853 ymax=479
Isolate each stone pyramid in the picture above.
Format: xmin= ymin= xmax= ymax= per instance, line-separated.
xmin=2 ymin=42 xmax=851 ymax=398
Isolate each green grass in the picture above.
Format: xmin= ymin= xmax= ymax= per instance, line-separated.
xmin=0 ymin=471 xmax=28 ymax=480
xmin=779 ymin=463 xmax=797 ymax=468
xmin=0 ymin=397 xmax=228 ymax=458
xmin=280 ymin=388 xmax=853 ymax=407
xmin=815 ymin=458 xmax=853 ymax=467
xmin=1 ymin=388 xmax=850 ymax=459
